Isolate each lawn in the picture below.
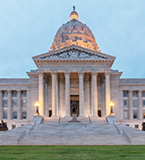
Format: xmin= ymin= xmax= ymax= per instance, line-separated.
xmin=0 ymin=145 xmax=144 ymax=160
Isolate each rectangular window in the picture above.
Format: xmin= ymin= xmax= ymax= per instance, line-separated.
xmin=22 ymin=99 xmax=27 ymax=107
xmin=22 ymin=91 xmax=27 ymax=97
xmin=132 ymin=91 xmax=138 ymax=97
xmin=3 ymin=100 xmax=8 ymax=107
xmin=133 ymin=110 xmax=138 ymax=119
xmin=123 ymin=100 xmax=128 ymax=107
xmin=142 ymin=91 xmax=145 ymax=97
xmin=133 ymin=100 xmax=137 ymax=107
xmin=123 ymin=110 xmax=128 ymax=119
xmin=3 ymin=91 xmax=8 ymax=98
xmin=12 ymin=125 xmax=16 ymax=129
xmin=123 ymin=91 xmax=128 ymax=97
xmin=12 ymin=91 xmax=17 ymax=97
xmin=135 ymin=125 xmax=139 ymax=129
xmin=143 ymin=100 xmax=145 ymax=108
xmin=3 ymin=110 xmax=7 ymax=119
xmin=143 ymin=110 xmax=145 ymax=119
xmin=12 ymin=100 xmax=17 ymax=108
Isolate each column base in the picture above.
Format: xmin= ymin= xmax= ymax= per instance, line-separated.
xmin=106 ymin=115 xmax=116 ymax=124
xmin=33 ymin=115 xmax=44 ymax=124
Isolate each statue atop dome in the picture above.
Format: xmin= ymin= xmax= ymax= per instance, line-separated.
xmin=50 ymin=7 xmax=100 ymax=52
xmin=70 ymin=6 xmax=79 ymax=20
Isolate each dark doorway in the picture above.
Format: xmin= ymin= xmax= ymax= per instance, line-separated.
xmin=98 ymin=110 xmax=101 ymax=117
xmin=70 ymin=95 xmax=79 ymax=117
xmin=49 ymin=110 xmax=52 ymax=117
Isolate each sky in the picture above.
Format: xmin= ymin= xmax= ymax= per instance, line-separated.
xmin=0 ymin=0 xmax=145 ymax=78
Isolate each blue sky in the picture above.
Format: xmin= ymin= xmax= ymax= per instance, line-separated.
xmin=0 ymin=0 xmax=145 ymax=78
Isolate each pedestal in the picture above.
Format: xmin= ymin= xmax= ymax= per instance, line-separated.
xmin=69 ymin=114 xmax=80 ymax=122
xmin=33 ymin=115 xmax=43 ymax=124
xmin=106 ymin=115 xmax=116 ymax=124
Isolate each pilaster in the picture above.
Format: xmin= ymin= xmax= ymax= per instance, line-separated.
xmin=17 ymin=90 xmax=22 ymax=120
xmin=129 ymin=90 xmax=133 ymax=120
xmin=8 ymin=90 xmax=12 ymax=120
xmin=138 ymin=90 xmax=142 ymax=120
xmin=65 ymin=71 xmax=70 ymax=116
xmin=0 ymin=90 xmax=3 ymax=119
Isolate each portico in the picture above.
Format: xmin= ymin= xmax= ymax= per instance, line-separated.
xmin=35 ymin=46 xmax=115 ymax=119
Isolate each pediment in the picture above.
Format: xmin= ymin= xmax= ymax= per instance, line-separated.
xmin=33 ymin=45 xmax=115 ymax=62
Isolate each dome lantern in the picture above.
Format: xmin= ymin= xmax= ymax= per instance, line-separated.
xmin=70 ymin=6 xmax=79 ymax=20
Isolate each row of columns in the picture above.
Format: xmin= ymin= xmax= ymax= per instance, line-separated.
xmin=0 ymin=90 xmax=23 ymax=120
xmin=128 ymin=90 xmax=142 ymax=120
xmin=38 ymin=71 xmax=111 ymax=117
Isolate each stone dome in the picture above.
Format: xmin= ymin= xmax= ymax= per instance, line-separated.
xmin=50 ymin=7 xmax=100 ymax=52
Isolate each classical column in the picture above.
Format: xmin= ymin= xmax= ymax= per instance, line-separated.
xmin=44 ymin=80 xmax=48 ymax=117
xmin=138 ymin=90 xmax=142 ymax=120
xmin=79 ymin=71 xmax=84 ymax=115
xmin=51 ymin=72 xmax=57 ymax=116
xmin=128 ymin=90 xmax=133 ymax=120
xmin=65 ymin=72 xmax=70 ymax=116
xmin=0 ymin=90 xmax=3 ymax=119
xmin=8 ymin=90 xmax=12 ymax=120
xmin=38 ymin=72 xmax=44 ymax=116
xmin=105 ymin=72 xmax=111 ymax=116
xmin=92 ymin=71 xmax=98 ymax=116
xmin=17 ymin=90 xmax=22 ymax=120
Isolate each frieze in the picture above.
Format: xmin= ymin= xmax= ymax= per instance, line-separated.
xmin=39 ymin=49 xmax=108 ymax=60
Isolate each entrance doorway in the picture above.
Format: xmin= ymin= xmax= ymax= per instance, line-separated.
xmin=70 ymin=95 xmax=79 ymax=117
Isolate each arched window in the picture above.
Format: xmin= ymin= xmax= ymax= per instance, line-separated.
xmin=22 ymin=112 xmax=27 ymax=119
xmin=13 ymin=112 xmax=17 ymax=119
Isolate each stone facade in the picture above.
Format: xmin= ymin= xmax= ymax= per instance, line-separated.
xmin=0 ymin=9 xmax=145 ymax=131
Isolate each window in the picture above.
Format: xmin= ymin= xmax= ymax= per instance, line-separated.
xmin=22 ymin=112 xmax=27 ymax=119
xmin=135 ymin=125 xmax=139 ymax=129
xmin=22 ymin=91 xmax=27 ymax=97
xmin=143 ymin=110 xmax=145 ymax=119
xmin=123 ymin=110 xmax=128 ymax=119
xmin=143 ymin=100 xmax=145 ymax=107
xmin=3 ymin=110 xmax=7 ymax=119
xmin=133 ymin=100 xmax=137 ymax=107
xmin=132 ymin=91 xmax=138 ymax=97
xmin=3 ymin=100 xmax=8 ymax=107
xmin=12 ymin=91 xmax=17 ymax=97
xmin=123 ymin=100 xmax=128 ymax=107
xmin=12 ymin=125 xmax=16 ymax=129
xmin=13 ymin=112 xmax=17 ymax=119
xmin=133 ymin=110 xmax=138 ymax=119
xmin=22 ymin=100 xmax=27 ymax=107
xmin=123 ymin=91 xmax=128 ymax=97
xmin=12 ymin=100 xmax=17 ymax=108
xmin=142 ymin=91 xmax=145 ymax=97
xmin=3 ymin=91 xmax=8 ymax=98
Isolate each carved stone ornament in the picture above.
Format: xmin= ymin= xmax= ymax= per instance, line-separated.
xmin=39 ymin=49 xmax=108 ymax=60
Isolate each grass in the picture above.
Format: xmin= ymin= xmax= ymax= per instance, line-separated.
xmin=0 ymin=145 xmax=145 ymax=160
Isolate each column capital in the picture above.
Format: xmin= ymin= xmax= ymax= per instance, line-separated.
xmin=64 ymin=70 xmax=70 ymax=76
xmin=7 ymin=90 xmax=11 ymax=93
xmin=0 ymin=90 xmax=2 ymax=93
xmin=51 ymin=71 xmax=57 ymax=76
xmin=37 ymin=71 xmax=44 ymax=75
xmin=91 ymin=71 xmax=98 ymax=76
xmin=78 ymin=70 xmax=84 ymax=76
xmin=129 ymin=90 xmax=133 ymax=93
xmin=138 ymin=90 xmax=142 ymax=93
xmin=105 ymin=71 xmax=111 ymax=76
xmin=17 ymin=90 xmax=21 ymax=93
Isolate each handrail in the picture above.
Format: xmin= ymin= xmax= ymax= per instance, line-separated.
xmin=29 ymin=122 xmax=36 ymax=135
xmin=58 ymin=115 xmax=61 ymax=124
xmin=114 ymin=123 xmax=121 ymax=134
xmin=17 ymin=131 xmax=26 ymax=144
xmin=123 ymin=130 xmax=131 ymax=144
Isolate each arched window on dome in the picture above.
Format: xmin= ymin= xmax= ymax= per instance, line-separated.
xmin=22 ymin=112 xmax=27 ymax=119
xmin=13 ymin=111 xmax=17 ymax=119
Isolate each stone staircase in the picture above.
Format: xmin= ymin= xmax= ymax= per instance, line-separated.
xmin=0 ymin=117 xmax=145 ymax=145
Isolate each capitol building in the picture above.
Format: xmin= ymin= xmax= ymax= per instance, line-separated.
xmin=0 ymin=8 xmax=145 ymax=130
